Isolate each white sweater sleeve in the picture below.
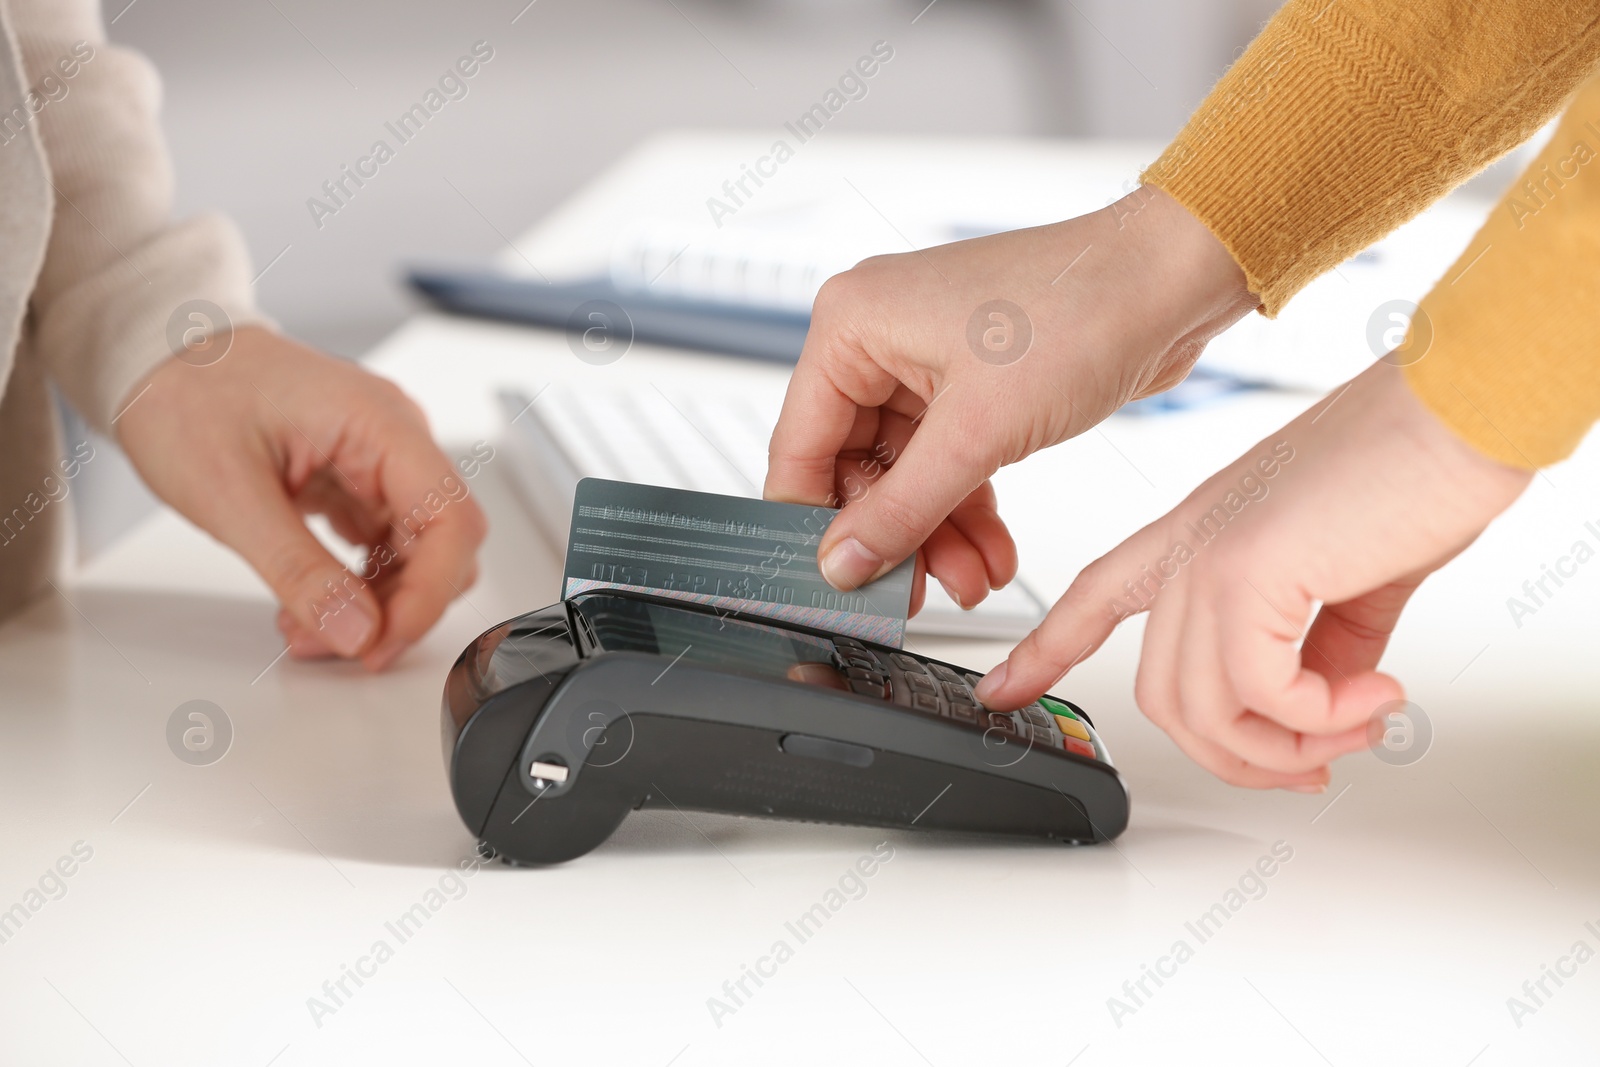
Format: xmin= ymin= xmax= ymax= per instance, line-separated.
xmin=14 ymin=0 xmax=266 ymax=432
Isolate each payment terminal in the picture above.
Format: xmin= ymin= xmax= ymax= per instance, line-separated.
xmin=443 ymin=591 xmax=1129 ymax=865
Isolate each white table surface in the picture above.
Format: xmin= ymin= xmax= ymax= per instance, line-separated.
xmin=6 ymin=136 xmax=1600 ymax=1066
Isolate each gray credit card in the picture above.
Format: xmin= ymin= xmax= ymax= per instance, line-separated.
xmin=563 ymin=478 xmax=914 ymax=646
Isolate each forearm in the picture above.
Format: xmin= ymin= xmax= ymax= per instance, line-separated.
xmin=1144 ymin=0 xmax=1600 ymax=314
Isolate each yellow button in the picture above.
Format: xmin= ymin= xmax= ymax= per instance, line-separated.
xmin=1054 ymin=715 xmax=1090 ymax=742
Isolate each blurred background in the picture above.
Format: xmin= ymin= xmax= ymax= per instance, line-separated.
xmin=111 ymin=0 xmax=1286 ymax=357
xmin=81 ymin=0 xmax=1536 ymax=559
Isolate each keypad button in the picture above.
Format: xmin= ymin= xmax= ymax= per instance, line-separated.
xmin=890 ymin=653 xmax=923 ymax=672
xmin=943 ymin=685 xmax=976 ymax=707
xmin=1055 ymin=715 xmax=1091 ymax=742
xmin=946 ymin=703 xmax=979 ymax=725
xmin=1040 ymin=696 xmax=1079 ymax=721
xmin=986 ymin=711 xmax=1017 ymax=732
xmin=1020 ymin=706 xmax=1052 ymax=729
xmin=911 ymin=692 xmax=942 ymax=714
xmin=904 ymin=674 xmax=937 ymax=695
xmin=849 ymin=678 xmax=888 ymax=698
xmin=928 ymin=663 xmax=961 ymax=682
xmin=1063 ymin=737 xmax=1096 ymax=759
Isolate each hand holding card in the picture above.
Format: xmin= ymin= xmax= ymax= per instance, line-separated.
xmin=563 ymin=479 xmax=917 ymax=646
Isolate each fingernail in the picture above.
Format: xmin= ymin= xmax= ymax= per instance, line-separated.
xmin=1283 ymin=783 xmax=1328 ymax=794
xmin=973 ymin=662 xmax=1008 ymax=704
xmin=818 ymin=537 xmax=882 ymax=590
xmin=938 ymin=578 xmax=967 ymax=610
xmin=318 ymin=600 xmax=377 ymax=657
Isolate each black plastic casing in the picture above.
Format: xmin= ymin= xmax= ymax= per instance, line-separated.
xmin=442 ymin=595 xmax=1130 ymax=865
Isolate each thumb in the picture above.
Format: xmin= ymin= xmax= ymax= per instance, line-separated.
xmin=975 ymin=527 xmax=1166 ymax=708
xmin=816 ymin=404 xmax=996 ymax=590
xmin=213 ymin=470 xmax=383 ymax=658
xmin=1300 ymin=579 xmax=1422 ymax=687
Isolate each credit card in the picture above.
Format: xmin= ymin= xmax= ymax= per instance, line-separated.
xmin=563 ymin=478 xmax=915 ymax=646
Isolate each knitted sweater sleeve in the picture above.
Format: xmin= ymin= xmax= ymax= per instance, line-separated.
xmin=14 ymin=0 xmax=265 ymax=432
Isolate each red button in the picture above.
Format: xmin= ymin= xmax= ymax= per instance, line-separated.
xmin=1063 ymin=737 xmax=1096 ymax=760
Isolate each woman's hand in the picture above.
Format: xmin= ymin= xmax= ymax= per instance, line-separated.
xmin=765 ymin=187 xmax=1256 ymax=609
xmin=116 ymin=327 xmax=487 ymax=670
xmin=974 ymin=362 xmax=1533 ymax=790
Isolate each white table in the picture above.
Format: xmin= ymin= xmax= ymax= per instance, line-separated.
xmin=5 ymin=136 xmax=1600 ymax=1066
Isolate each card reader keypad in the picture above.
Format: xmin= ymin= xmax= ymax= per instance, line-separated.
xmin=832 ymin=638 xmax=1103 ymax=761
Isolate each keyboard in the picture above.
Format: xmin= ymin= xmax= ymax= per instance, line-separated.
xmin=496 ymin=381 xmax=1050 ymax=640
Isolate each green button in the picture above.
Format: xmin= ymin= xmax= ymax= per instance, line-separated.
xmin=1039 ymin=696 xmax=1077 ymax=720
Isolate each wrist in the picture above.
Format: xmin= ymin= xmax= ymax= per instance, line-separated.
xmin=1128 ymin=185 xmax=1254 ymax=320
xmin=114 ymin=326 xmax=278 ymax=446
xmin=1068 ymin=186 xmax=1255 ymax=398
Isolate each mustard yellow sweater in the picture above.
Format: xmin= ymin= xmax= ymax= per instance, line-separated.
xmin=1144 ymin=0 xmax=1600 ymax=468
